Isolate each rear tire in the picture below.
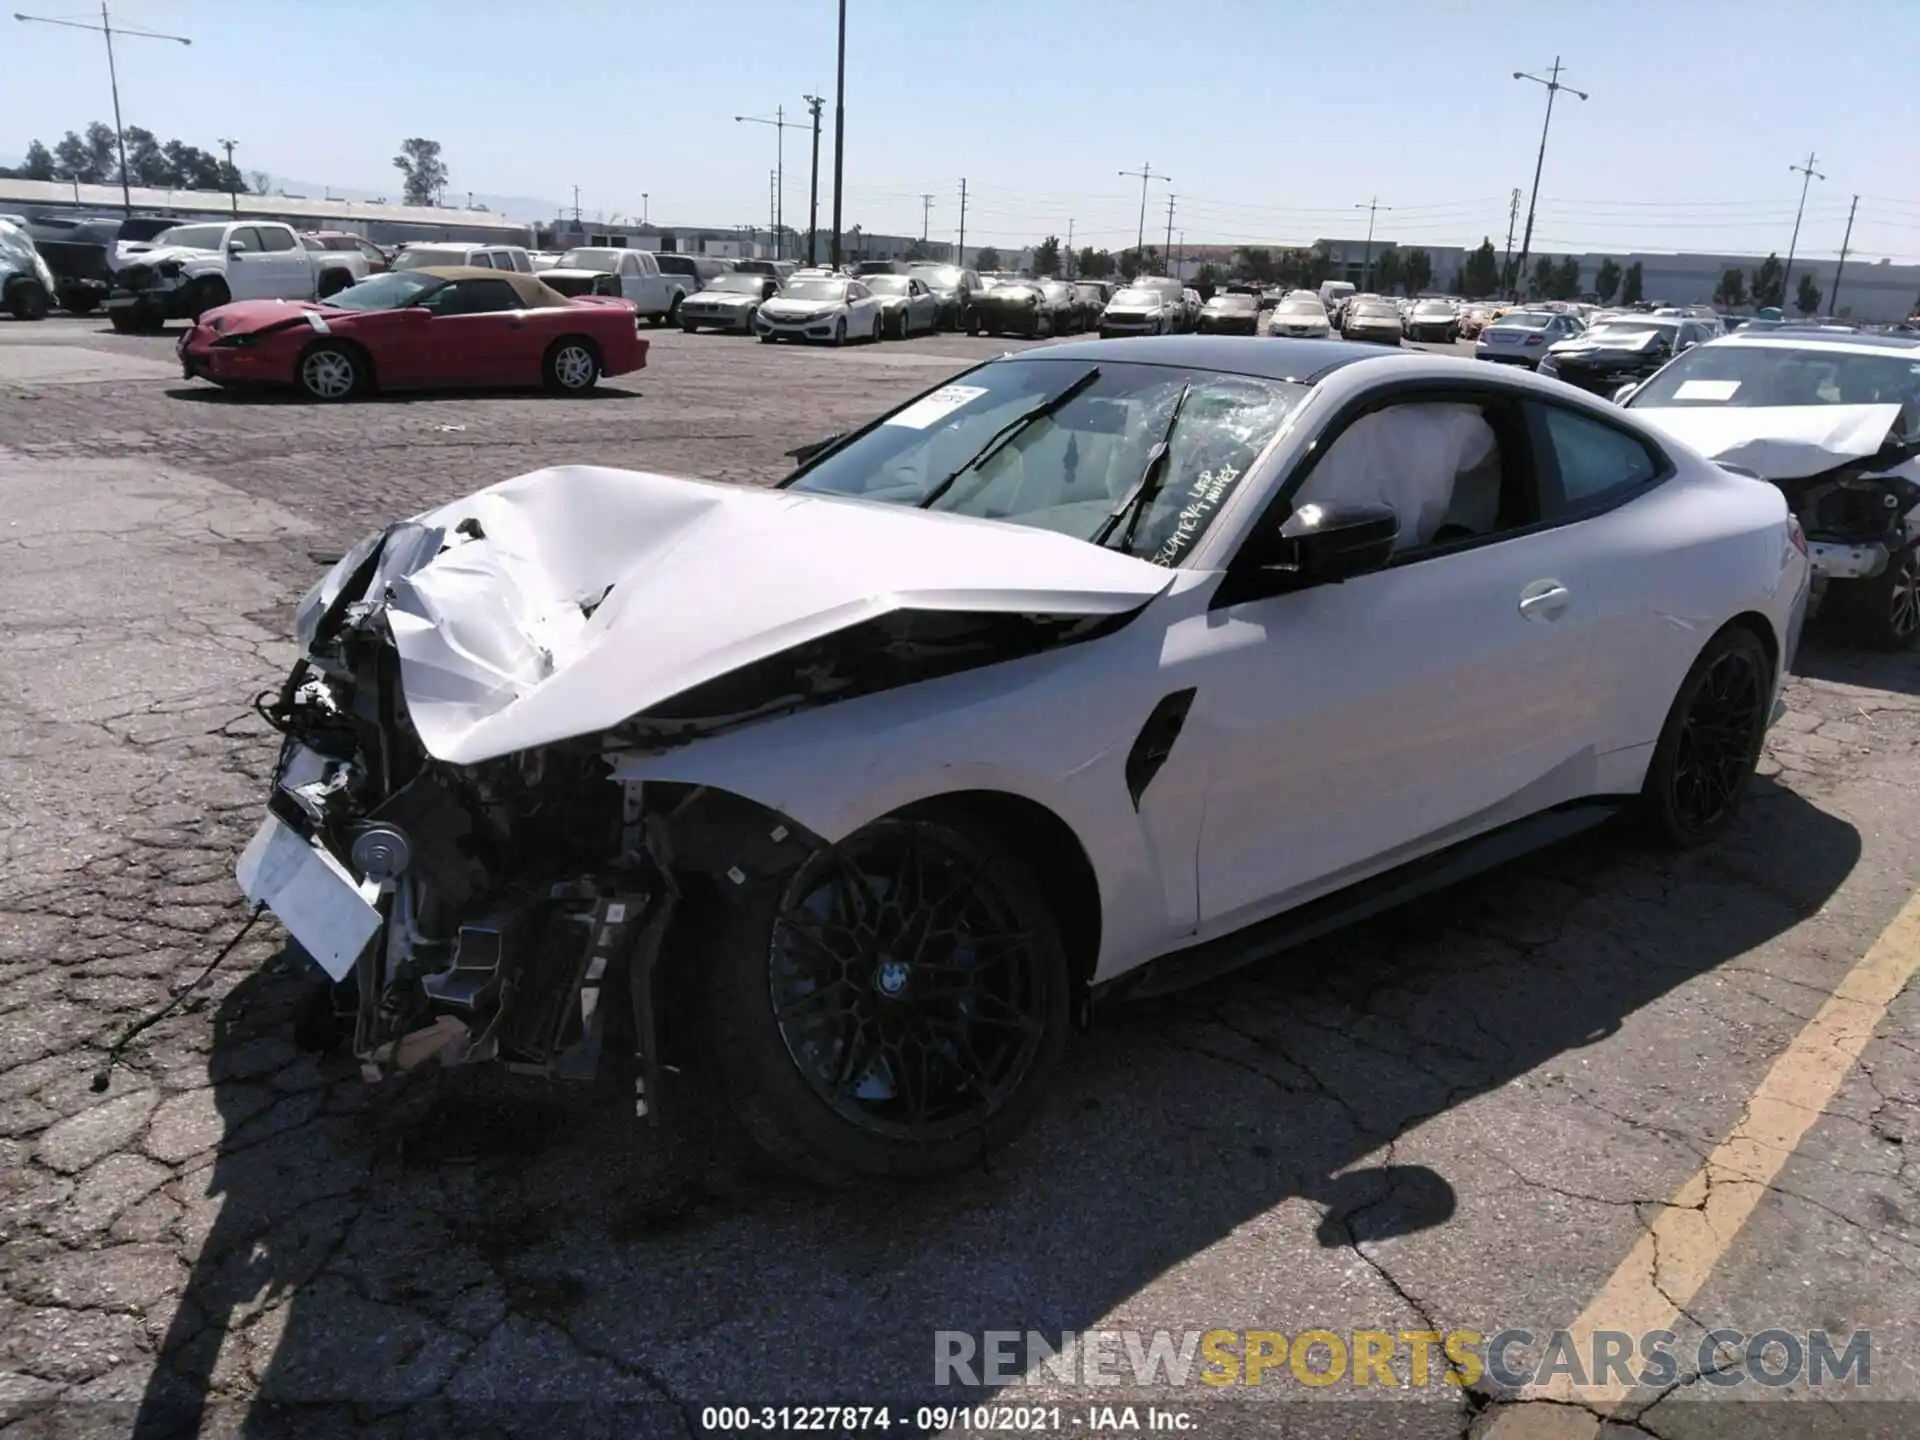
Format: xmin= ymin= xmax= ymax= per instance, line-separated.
xmin=186 ymin=277 xmax=230 ymax=320
xmin=698 ymin=815 xmax=1070 ymax=1185
xmin=316 ymin=269 xmax=353 ymax=299
xmin=109 ymin=309 xmax=146 ymax=334
xmin=1637 ymin=625 xmax=1772 ymax=848
xmin=62 ymin=292 xmax=99 ymax=317
xmin=542 ymin=336 xmax=601 ymax=392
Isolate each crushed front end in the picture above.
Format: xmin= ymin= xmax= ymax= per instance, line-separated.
xmin=235 ymin=523 xmax=692 ymax=1109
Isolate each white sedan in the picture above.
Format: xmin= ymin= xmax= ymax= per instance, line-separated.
xmin=237 ymin=338 xmax=1808 ymax=1185
xmin=755 ymin=276 xmax=883 ymax=345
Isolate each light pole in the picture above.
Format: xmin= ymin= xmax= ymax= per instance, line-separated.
xmin=735 ymin=106 xmax=806 ymax=259
xmin=15 ymin=4 xmax=192 ymax=216
xmin=1118 ymin=163 xmax=1170 ymax=260
xmin=1354 ymin=198 xmax=1391 ymax=290
xmin=641 ymin=192 xmax=649 ymax=225
xmin=1512 ymin=57 xmax=1587 ymax=301
xmin=218 ymin=137 xmax=238 ymax=215
xmin=802 ymin=94 xmax=824 ymax=264
xmin=1781 ymin=151 xmax=1826 ymax=313
xmin=830 ymin=0 xmax=846 ymax=269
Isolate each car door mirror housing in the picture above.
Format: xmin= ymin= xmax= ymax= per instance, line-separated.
xmin=1612 ymin=381 xmax=1639 ymax=404
xmin=786 ymin=432 xmax=845 ymax=463
xmin=1259 ymin=502 xmax=1400 ymax=587
xmin=228 ymin=241 xmax=245 ymax=255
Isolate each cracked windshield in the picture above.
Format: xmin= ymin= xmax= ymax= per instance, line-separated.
xmin=2 ymin=2 xmax=1918 ymax=1438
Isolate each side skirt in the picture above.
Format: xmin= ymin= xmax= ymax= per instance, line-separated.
xmin=1098 ymin=799 xmax=1626 ymax=1003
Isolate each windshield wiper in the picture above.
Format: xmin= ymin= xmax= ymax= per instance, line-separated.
xmin=917 ymin=367 xmax=1102 ymax=509
xmin=1092 ymin=382 xmax=1193 ymax=551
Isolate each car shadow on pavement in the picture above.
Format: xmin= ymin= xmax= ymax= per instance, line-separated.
xmin=1792 ymin=635 xmax=1920 ymax=696
xmin=132 ymin=778 xmax=1858 ymax=1437
xmin=160 ymin=386 xmax=643 ymax=406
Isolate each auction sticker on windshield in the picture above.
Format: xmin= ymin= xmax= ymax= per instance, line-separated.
xmin=885 ymin=385 xmax=990 ymax=430
xmin=1674 ymin=379 xmax=1741 ymax=401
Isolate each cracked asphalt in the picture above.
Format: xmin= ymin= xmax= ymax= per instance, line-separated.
xmin=1 ymin=313 xmax=1917 ymax=1440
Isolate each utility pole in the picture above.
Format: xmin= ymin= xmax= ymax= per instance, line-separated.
xmin=920 ymin=192 xmax=933 ymax=243
xmin=1118 ymin=163 xmax=1171 ymax=259
xmin=769 ymin=169 xmax=777 ymax=254
xmin=218 ymin=137 xmax=238 ymax=215
xmin=1163 ymin=193 xmax=1176 ymax=272
xmin=830 ymin=0 xmax=847 ymax=268
xmin=14 ymin=4 xmax=193 ymax=217
xmin=957 ymin=177 xmax=968 ymax=267
xmin=1513 ymin=57 xmax=1588 ymax=303
xmin=1502 ymin=187 xmax=1521 ymax=299
xmin=641 ymin=192 xmax=649 ymax=225
xmin=1354 ymin=197 xmax=1391 ymax=291
xmin=1177 ymin=230 xmax=1186 ymax=280
xmin=802 ymin=94 xmax=824 ymax=264
xmin=573 ymin=185 xmax=581 ymax=222
xmin=1830 ymin=193 xmax=1859 ymax=319
xmin=735 ymin=106 xmax=804 ymax=259
xmin=1781 ymin=151 xmax=1826 ymax=313
xmin=1065 ymin=218 xmax=1074 ymax=277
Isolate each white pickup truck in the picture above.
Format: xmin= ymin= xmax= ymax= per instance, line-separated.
xmin=535 ymin=246 xmax=690 ymax=326
xmin=104 ymin=219 xmax=361 ymax=332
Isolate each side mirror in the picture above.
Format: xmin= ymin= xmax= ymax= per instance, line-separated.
xmin=1612 ymin=381 xmax=1639 ymax=404
xmin=1677 ymin=340 xmax=1695 ymax=353
xmin=228 ymin=241 xmax=245 ymax=255
xmin=1259 ymin=502 xmax=1399 ymax=587
xmin=786 ymin=432 xmax=845 ymax=463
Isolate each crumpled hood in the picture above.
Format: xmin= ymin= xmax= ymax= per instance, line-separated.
xmin=1633 ymin=403 xmax=1905 ymax=480
xmin=535 ymin=268 xmax=605 ymax=282
xmin=125 ymin=243 xmax=222 ymax=268
xmin=692 ymin=290 xmax=753 ymax=305
xmin=199 ymin=298 xmax=329 ymax=334
xmin=300 ymin=465 xmax=1173 ymax=765
xmin=1550 ymin=330 xmax=1664 ymax=358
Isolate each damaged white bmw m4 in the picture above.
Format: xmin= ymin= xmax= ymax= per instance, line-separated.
xmin=237 ymin=336 xmax=1810 ymax=1183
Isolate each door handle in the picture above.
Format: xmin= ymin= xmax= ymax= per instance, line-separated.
xmin=1518 ymin=580 xmax=1572 ymax=621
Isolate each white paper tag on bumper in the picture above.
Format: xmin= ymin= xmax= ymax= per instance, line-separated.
xmin=235 ymin=814 xmax=380 ymax=981
xmin=884 ymin=384 xmax=989 ymax=429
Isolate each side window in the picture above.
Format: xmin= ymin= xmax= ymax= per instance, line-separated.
xmin=620 ymin=255 xmax=639 ymax=277
xmin=1287 ymin=399 xmax=1523 ymax=554
xmin=468 ymin=253 xmax=495 ymax=269
xmin=1532 ymin=403 xmax=1662 ymax=513
xmin=356 ymin=240 xmax=385 ymax=264
xmin=420 ymin=279 xmax=522 ymax=315
xmin=228 ymin=227 xmax=263 ymax=252
xmin=848 ymin=284 xmax=868 ymax=301
xmin=300 ymin=235 xmax=325 ymax=251
xmin=259 ymin=226 xmax=297 ymax=252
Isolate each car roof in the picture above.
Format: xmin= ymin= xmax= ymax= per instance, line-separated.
xmin=1015 ymin=335 xmax=1398 ymax=383
xmin=1711 ymin=331 xmax=1920 ymax=356
xmin=406 ymin=267 xmax=573 ymax=307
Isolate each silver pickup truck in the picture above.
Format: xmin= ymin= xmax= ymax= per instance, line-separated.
xmin=105 ymin=219 xmax=361 ymax=332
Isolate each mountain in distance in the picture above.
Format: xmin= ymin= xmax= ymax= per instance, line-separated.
xmin=263 ymin=176 xmax=565 ymax=220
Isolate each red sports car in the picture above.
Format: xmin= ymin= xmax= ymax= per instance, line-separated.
xmin=177 ymin=266 xmax=648 ymax=401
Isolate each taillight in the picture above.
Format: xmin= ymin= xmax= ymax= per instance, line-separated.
xmin=1786 ymin=514 xmax=1809 ymax=557
xmin=1524 ymin=333 xmax=1544 ymax=345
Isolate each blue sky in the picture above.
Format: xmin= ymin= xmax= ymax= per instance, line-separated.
xmin=6 ymin=0 xmax=1919 ymax=263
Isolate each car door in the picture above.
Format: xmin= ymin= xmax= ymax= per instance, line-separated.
xmin=223 ymin=226 xmax=270 ymax=299
xmin=845 ymin=281 xmax=875 ymax=334
xmin=413 ymin=277 xmax=530 ymax=386
xmin=1187 ymin=386 xmax=1620 ymax=934
xmin=256 ymin=225 xmax=307 ymax=296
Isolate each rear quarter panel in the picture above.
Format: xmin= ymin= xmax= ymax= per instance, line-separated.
xmin=563 ymin=298 xmax=647 ymax=376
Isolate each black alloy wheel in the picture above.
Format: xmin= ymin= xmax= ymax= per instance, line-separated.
xmin=1833 ymin=545 xmax=1920 ymax=651
xmin=1640 ymin=626 xmax=1772 ymax=847
xmin=701 ymin=817 xmax=1068 ymax=1183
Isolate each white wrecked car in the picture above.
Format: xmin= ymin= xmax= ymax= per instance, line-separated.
xmin=1623 ymin=330 xmax=1920 ymax=649
xmin=238 ymin=338 xmax=1808 ymax=1182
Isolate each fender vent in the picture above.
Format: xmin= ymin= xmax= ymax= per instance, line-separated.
xmin=1125 ymin=688 xmax=1197 ymax=810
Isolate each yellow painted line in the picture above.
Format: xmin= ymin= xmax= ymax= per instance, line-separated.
xmin=1484 ymin=887 xmax=1920 ymax=1438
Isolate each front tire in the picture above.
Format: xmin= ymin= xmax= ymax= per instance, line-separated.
xmin=543 ymin=337 xmax=601 ymax=392
xmin=295 ymin=341 xmax=367 ymax=402
xmin=5 ymin=280 xmax=49 ymax=321
xmin=186 ymin=276 xmax=230 ymax=320
xmin=699 ymin=816 xmax=1070 ymax=1185
xmin=1638 ymin=625 xmax=1772 ymax=848
xmin=831 ymin=317 xmax=848 ymax=347
xmin=1829 ymin=546 xmax=1920 ymax=651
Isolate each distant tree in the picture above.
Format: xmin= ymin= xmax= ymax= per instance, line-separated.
xmin=249 ymin=169 xmax=272 ymax=195
xmin=1751 ymin=252 xmax=1785 ymax=309
xmin=1529 ymin=255 xmax=1556 ymax=298
xmin=1403 ymin=248 xmax=1433 ymax=296
xmin=1553 ymin=255 xmax=1582 ymax=300
xmin=1372 ymin=246 xmax=1401 ymax=294
xmin=1117 ymin=245 xmax=1159 ymax=279
xmin=1794 ymin=272 xmax=1822 ymax=316
xmin=1448 ymin=270 xmax=1463 ymax=295
xmin=1594 ymin=257 xmax=1622 ymax=304
xmin=1712 ymin=268 xmax=1748 ymax=309
xmin=973 ymin=244 xmax=1002 ymax=271
xmin=1194 ymin=263 xmax=1222 ymax=295
xmin=16 ymin=140 xmax=56 ymax=181
xmin=392 ymin=137 xmax=448 ymax=206
xmin=1461 ymin=238 xmax=1500 ymax=297
xmin=1621 ymin=261 xmax=1644 ymax=306
xmin=1234 ymin=246 xmax=1277 ymax=284
xmin=1301 ymin=244 xmax=1332 ymax=288
xmin=1031 ymin=234 xmax=1061 ymax=276
xmin=118 ymin=126 xmax=168 ymax=186
xmin=1077 ymin=246 xmax=1114 ymax=279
